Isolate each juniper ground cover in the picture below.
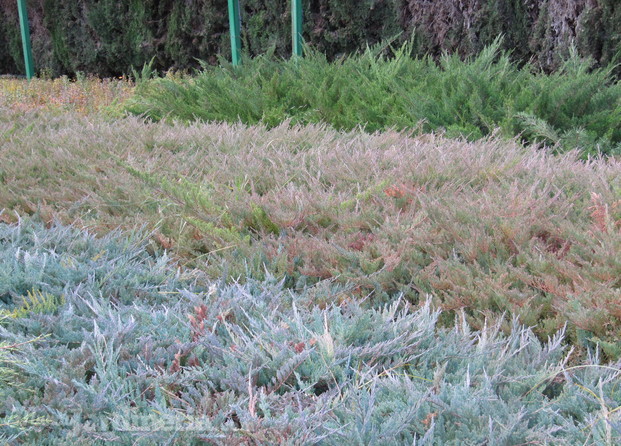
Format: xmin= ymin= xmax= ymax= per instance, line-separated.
xmin=0 ymin=59 xmax=620 ymax=442
xmin=128 ymin=42 xmax=621 ymax=158
xmin=2 ymin=219 xmax=621 ymax=444
xmin=0 ymin=74 xmax=131 ymax=116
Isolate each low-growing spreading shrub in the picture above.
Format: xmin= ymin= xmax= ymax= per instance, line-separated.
xmin=2 ymin=219 xmax=621 ymax=444
xmin=0 ymin=317 xmax=50 ymax=443
xmin=0 ymin=217 xmax=194 ymax=308
xmin=1 ymin=111 xmax=620 ymax=359
xmin=128 ymin=41 xmax=621 ymax=157
xmin=0 ymin=75 xmax=132 ymax=116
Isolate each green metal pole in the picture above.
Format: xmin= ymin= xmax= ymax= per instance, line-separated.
xmin=17 ymin=0 xmax=35 ymax=79
xmin=227 ymin=0 xmax=242 ymax=66
xmin=292 ymin=0 xmax=303 ymax=57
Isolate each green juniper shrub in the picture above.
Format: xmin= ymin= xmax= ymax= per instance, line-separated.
xmin=128 ymin=40 xmax=621 ymax=157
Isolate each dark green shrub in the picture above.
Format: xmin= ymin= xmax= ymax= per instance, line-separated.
xmin=2 ymin=1 xmax=620 ymax=77
xmin=41 ymin=0 xmax=156 ymax=76
xmin=0 ymin=1 xmax=22 ymax=74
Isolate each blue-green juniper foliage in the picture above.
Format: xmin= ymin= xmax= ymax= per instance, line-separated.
xmin=2 ymin=219 xmax=621 ymax=444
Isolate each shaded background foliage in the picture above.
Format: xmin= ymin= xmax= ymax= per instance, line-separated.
xmin=0 ymin=0 xmax=619 ymax=77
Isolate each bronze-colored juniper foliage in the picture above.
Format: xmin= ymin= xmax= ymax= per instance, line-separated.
xmin=1 ymin=107 xmax=620 ymax=358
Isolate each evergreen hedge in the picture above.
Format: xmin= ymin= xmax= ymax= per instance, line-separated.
xmin=0 ymin=0 xmax=619 ymax=77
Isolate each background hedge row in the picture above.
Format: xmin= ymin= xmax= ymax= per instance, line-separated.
xmin=1 ymin=0 xmax=620 ymax=77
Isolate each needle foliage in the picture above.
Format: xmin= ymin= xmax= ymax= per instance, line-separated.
xmin=129 ymin=41 xmax=621 ymax=157
xmin=2 ymin=219 xmax=621 ymax=444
